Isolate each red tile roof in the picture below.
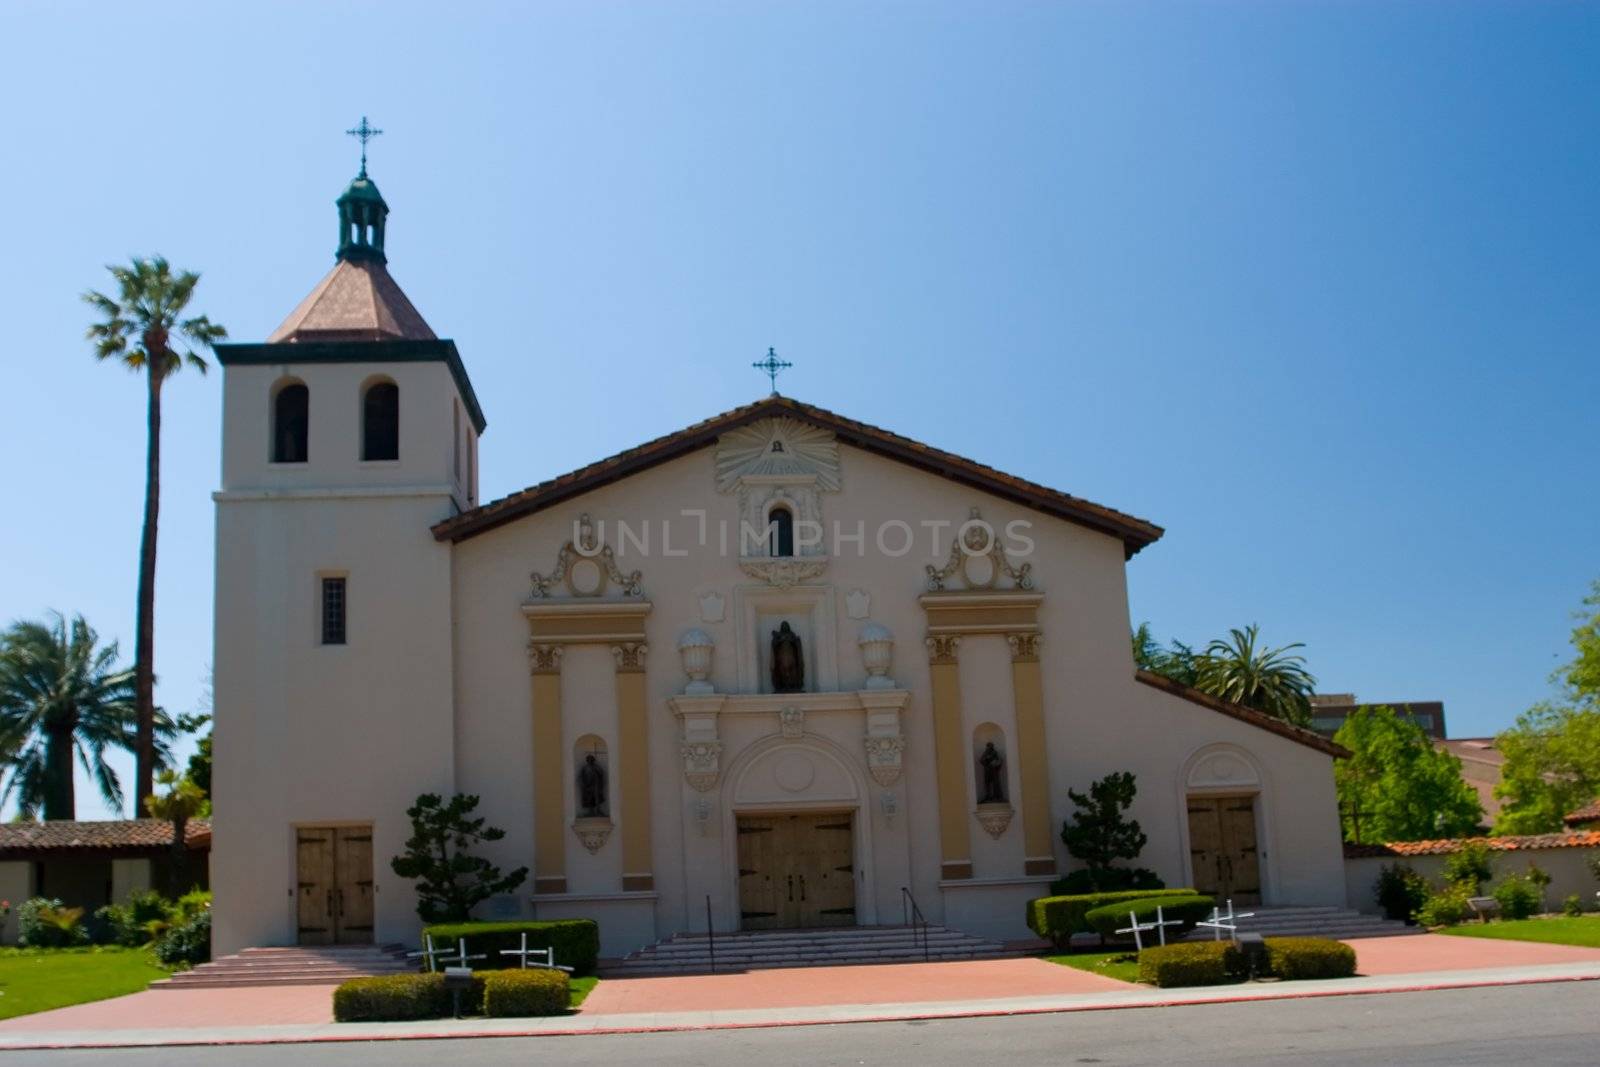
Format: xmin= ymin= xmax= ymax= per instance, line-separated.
xmin=431 ymin=395 xmax=1165 ymax=557
xmin=1564 ymin=799 xmax=1600 ymax=827
xmin=1344 ymin=830 xmax=1600 ymax=859
xmin=0 ymin=819 xmax=211 ymax=856
xmin=1135 ymin=671 xmax=1350 ymax=758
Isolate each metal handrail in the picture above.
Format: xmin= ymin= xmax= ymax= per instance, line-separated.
xmin=706 ymin=894 xmax=716 ymax=974
xmin=900 ymin=886 xmax=930 ymax=963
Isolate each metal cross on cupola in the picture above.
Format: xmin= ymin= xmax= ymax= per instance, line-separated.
xmin=753 ymin=347 xmax=793 ymax=395
xmin=345 ymin=115 xmax=383 ymax=177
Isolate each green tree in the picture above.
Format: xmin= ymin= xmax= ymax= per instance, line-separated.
xmin=84 ymin=258 xmax=226 ymax=809
xmin=177 ymin=713 xmax=212 ymax=802
xmin=0 ymin=613 xmax=172 ymax=819
xmin=1333 ymin=706 xmax=1484 ymax=843
xmin=390 ymin=793 xmax=528 ymax=923
xmin=1494 ymin=578 xmax=1600 ymax=834
xmin=1131 ymin=623 xmax=1199 ymax=686
xmin=145 ymin=769 xmax=207 ymax=894
xmin=1194 ymin=624 xmax=1316 ymax=727
xmin=1060 ymin=772 xmax=1153 ymax=891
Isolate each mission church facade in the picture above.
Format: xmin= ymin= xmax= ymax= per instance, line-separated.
xmin=211 ymin=163 xmax=1349 ymax=958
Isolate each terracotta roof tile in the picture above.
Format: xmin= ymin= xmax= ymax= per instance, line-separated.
xmin=431 ymin=395 xmax=1165 ymax=557
xmin=1344 ymin=830 xmax=1600 ymax=859
xmin=268 ymin=259 xmax=435 ymax=343
xmin=0 ymin=818 xmax=211 ymax=854
xmin=1564 ymin=799 xmax=1600 ymax=827
xmin=1134 ymin=671 xmax=1349 ymax=758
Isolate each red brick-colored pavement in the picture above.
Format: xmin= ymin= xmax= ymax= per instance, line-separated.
xmin=581 ymin=958 xmax=1130 ymax=1015
xmin=1353 ymin=933 xmax=1600 ymax=975
xmin=5 ymin=934 xmax=1600 ymax=1034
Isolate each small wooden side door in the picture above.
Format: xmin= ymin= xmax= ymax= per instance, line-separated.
xmin=1219 ymin=798 xmax=1262 ymax=905
xmin=296 ymin=829 xmax=336 ymax=945
xmin=804 ymin=814 xmax=856 ymax=928
xmin=334 ymin=827 xmax=375 ymax=944
xmin=737 ymin=816 xmax=788 ymax=930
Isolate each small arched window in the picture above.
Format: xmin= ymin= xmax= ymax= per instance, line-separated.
xmin=362 ymin=381 xmax=399 ymax=461
xmin=272 ymin=382 xmax=309 ymax=463
xmin=768 ymin=505 xmax=795 ymax=558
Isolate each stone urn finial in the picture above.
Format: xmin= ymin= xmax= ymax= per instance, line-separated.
xmin=677 ymin=628 xmax=715 ymax=695
xmin=858 ymin=622 xmax=896 ymax=690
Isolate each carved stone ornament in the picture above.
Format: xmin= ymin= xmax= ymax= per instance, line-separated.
xmin=677 ymin=629 xmax=715 ymax=695
xmin=529 ymin=514 xmax=644 ymax=599
xmin=698 ymin=591 xmax=726 ymax=623
xmin=738 ymin=556 xmax=828 ymax=590
xmin=845 ymin=589 xmax=871 ymax=619
xmin=975 ymin=802 xmax=1014 ymax=840
xmin=612 ymin=642 xmax=648 ymax=671
xmin=527 ymin=642 xmax=564 ymax=674
xmin=715 ymin=417 xmax=842 ymax=493
xmin=863 ymin=734 xmax=906 ymax=787
xmin=778 ymin=705 xmax=805 ymax=739
xmin=858 ymin=622 xmax=896 ymax=689
xmin=1006 ymin=632 xmax=1040 ymax=663
xmin=925 ymin=634 xmax=961 ymax=665
xmin=925 ymin=507 xmax=1034 ymax=592
xmin=680 ymin=740 xmax=723 ymax=792
xmin=572 ymin=816 xmax=613 ymax=855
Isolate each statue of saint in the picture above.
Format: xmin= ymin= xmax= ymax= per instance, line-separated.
xmin=978 ymin=741 xmax=1006 ymax=804
xmin=771 ymin=621 xmax=805 ymax=693
xmin=578 ymin=753 xmax=607 ymax=817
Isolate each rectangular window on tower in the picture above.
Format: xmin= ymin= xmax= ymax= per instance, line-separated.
xmin=320 ymin=577 xmax=347 ymax=646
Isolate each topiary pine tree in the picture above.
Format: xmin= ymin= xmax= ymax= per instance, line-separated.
xmin=390 ymin=793 xmax=528 ymax=923
xmin=1060 ymin=771 xmax=1154 ymax=892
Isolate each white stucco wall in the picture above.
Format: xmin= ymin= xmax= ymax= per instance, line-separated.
xmin=110 ymin=858 xmax=151 ymax=903
xmin=1345 ymin=845 xmax=1600 ymax=916
xmin=0 ymin=862 xmax=32 ymax=944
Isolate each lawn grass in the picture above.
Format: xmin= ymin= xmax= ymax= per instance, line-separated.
xmin=569 ymin=975 xmax=599 ymax=1008
xmin=1439 ymin=915 xmax=1600 ymax=949
xmin=0 ymin=946 xmax=170 ymax=1019
xmin=1042 ymin=949 xmax=1141 ymax=984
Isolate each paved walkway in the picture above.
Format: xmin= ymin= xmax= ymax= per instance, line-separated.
xmin=2 ymin=933 xmax=1597 ymax=1049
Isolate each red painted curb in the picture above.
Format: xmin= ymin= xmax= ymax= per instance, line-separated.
xmin=2 ymin=970 xmax=1595 ymax=1050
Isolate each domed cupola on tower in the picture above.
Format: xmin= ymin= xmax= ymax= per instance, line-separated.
xmin=336 ymin=170 xmax=389 ymax=264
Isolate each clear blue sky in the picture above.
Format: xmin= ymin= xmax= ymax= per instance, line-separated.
xmin=2 ymin=2 xmax=1596 ymax=820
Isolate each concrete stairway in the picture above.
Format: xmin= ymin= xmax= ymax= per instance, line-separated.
xmin=605 ymin=925 xmax=1018 ymax=976
xmin=155 ymin=944 xmax=416 ymax=989
xmin=1182 ymin=905 xmax=1423 ymax=942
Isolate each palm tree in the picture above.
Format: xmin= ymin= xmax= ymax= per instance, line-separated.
xmin=1195 ymin=624 xmax=1317 ymax=727
xmin=145 ymin=769 xmax=207 ymax=893
xmin=0 ymin=613 xmax=173 ymax=819
xmin=84 ymin=258 xmax=226 ymax=808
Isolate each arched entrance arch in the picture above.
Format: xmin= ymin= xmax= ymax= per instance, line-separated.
xmin=1175 ymin=743 xmax=1275 ymax=905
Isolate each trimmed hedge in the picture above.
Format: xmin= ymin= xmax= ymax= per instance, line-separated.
xmin=1049 ymin=868 xmax=1165 ymax=897
xmin=334 ymin=973 xmax=482 ymax=1022
xmin=1138 ymin=941 xmax=1243 ymax=987
xmin=1263 ymin=937 xmax=1356 ymax=981
xmin=420 ymin=919 xmax=599 ymax=977
xmin=1084 ymin=895 xmax=1215 ymax=942
xmin=482 ymin=968 xmax=569 ymax=1017
xmin=1026 ymin=889 xmax=1200 ymax=948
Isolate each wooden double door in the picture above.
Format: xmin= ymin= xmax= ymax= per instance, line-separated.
xmin=296 ymin=825 xmax=375 ymax=945
xmin=737 ymin=812 xmax=857 ymax=930
xmin=1186 ymin=795 xmax=1262 ymax=906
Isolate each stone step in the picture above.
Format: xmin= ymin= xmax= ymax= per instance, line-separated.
xmin=158 ymin=944 xmax=416 ymax=989
xmin=608 ymin=924 xmax=1014 ymax=975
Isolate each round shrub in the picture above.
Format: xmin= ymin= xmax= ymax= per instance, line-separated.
xmin=16 ymin=898 xmax=87 ymax=947
xmin=1374 ymin=863 xmax=1430 ymax=924
xmin=1562 ymin=894 xmax=1585 ymax=917
xmin=334 ymin=973 xmax=484 ymax=1022
xmin=1263 ymin=937 xmax=1357 ymax=981
xmin=154 ymin=909 xmax=211 ymax=967
xmin=1416 ymin=885 xmax=1471 ymax=928
xmin=1137 ymin=941 xmax=1243 ymax=987
xmin=482 ymin=968 xmax=569 ymax=1017
xmin=1085 ymin=895 xmax=1215 ymax=942
xmin=1492 ymin=875 xmax=1541 ymax=921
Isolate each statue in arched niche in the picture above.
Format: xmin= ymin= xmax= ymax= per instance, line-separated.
xmin=771 ymin=621 xmax=805 ymax=693
xmin=978 ymin=741 xmax=1006 ymax=804
xmin=578 ymin=753 xmax=608 ymax=817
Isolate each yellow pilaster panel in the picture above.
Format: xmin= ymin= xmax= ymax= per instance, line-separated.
xmin=1009 ymin=635 xmax=1056 ymax=876
xmin=615 ymin=646 xmax=653 ymax=892
xmin=927 ymin=636 xmax=972 ymax=880
xmin=530 ymin=647 xmax=566 ymax=895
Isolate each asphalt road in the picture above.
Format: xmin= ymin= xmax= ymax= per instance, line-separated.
xmin=19 ymin=982 xmax=1600 ymax=1067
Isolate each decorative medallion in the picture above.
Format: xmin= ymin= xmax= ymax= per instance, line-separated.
xmin=925 ymin=507 xmax=1033 ymax=592
xmin=774 ymin=753 xmax=816 ymax=793
xmin=778 ymin=704 xmax=805 ymax=739
xmin=530 ymin=514 xmax=644 ymax=599
xmin=680 ymin=741 xmax=723 ymax=792
xmin=975 ymin=803 xmax=1014 ymax=840
xmin=863 ymin=734 xmax=906 ymax=787
xmin=571 ymin=816 xmax=613 ymax=855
